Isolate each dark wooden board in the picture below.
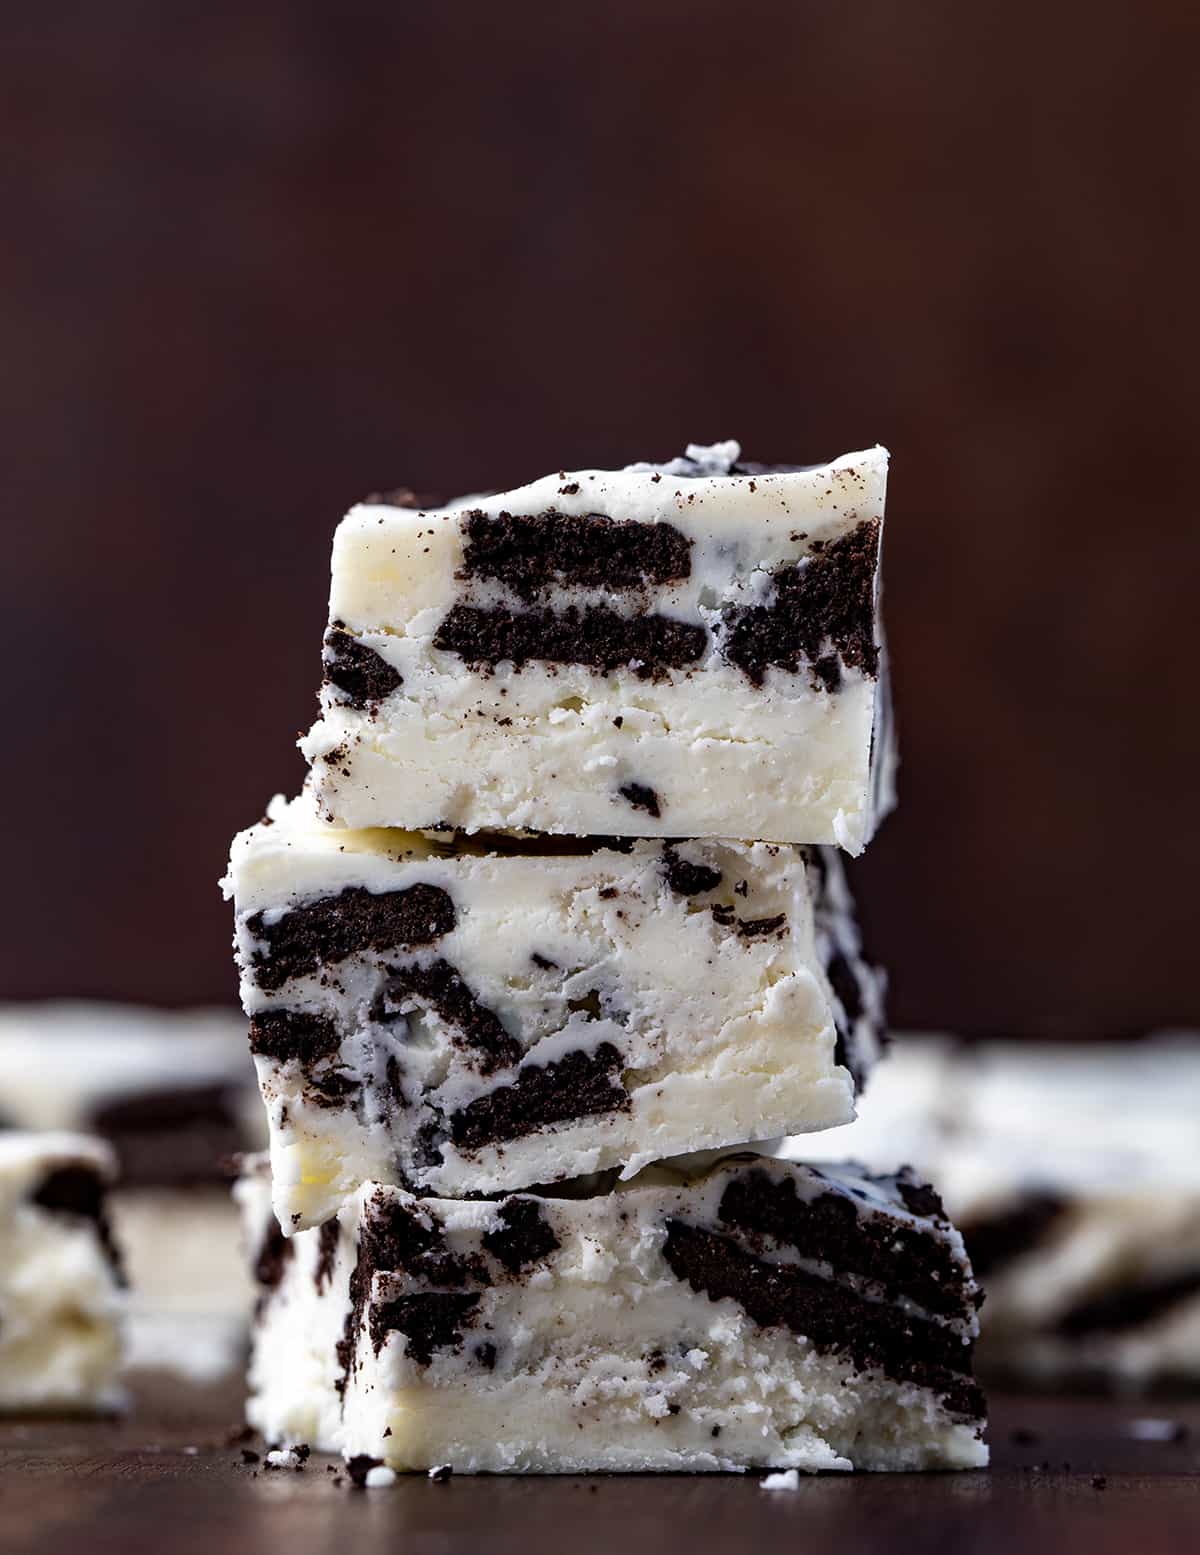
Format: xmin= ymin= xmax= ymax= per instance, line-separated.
xmin=1 ymin=1379 xmax=1197 ymax=1555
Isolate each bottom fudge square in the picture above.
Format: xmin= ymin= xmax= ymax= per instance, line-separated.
xmin=237 ymin=1153 xmax=987 ymax=1473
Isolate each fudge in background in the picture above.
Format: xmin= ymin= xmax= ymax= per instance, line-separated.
xmin=787 ymin=1034 xmax=1200 ymax=1389
xmin=0 ymin=1003 xmax=264 ymax=1380
xmin=0 ymin=1133 xmax=125 ymax=1412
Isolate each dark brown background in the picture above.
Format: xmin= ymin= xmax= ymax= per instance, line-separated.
xmin=3 ymin=2 xmax=1196 ymax=1034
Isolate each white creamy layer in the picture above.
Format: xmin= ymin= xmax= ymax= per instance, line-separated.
xmin=239 ymin=1155 xmax=986 ymax=1473
xmin=225 ymin=793 xmax=880 ymax=1227
xmin=0 ymin=1133 xmax=126 ymax=1412
xmin=301 ymin=443 xmax=892 ymax=851
xmin=785 ymin=1034 xmax=1200 ymax=1386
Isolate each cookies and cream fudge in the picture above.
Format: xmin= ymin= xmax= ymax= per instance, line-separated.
xmin=0 ymin=1133 xmax=126 ymax=1412
xmin=788 ymin=1034 xmax=1200 ymax=1389
xmin=0 ymin=1003 xmax=262 ymax=1187
xmin=238 ymin=1152 xmax=986 ymax=1473
xmin=300 ymin=441 xmax=893 ymax=852
xmin=224 ymin=791 xmax=883 ymax=1229
xmin=941 ymin=1040 xmax=1200 ymax=1388
xmin=0 ymin=1005 xmax=263 ymax=1377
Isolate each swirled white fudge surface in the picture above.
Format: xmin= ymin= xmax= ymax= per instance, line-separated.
xmin=237 ymin=1152 xmax=986 ymax=1474
xmin=224 ymin=793 xmax=883 ymax=1228
xmin=0 ymin=1132 xmax=126 ymax=1412
xmin=300 ymin=441 xmax=893 ymax=852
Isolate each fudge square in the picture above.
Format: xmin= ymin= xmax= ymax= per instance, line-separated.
xmin=300 ymin=441 xmax=893 ymax=852
xmin=224 ymin=792 xmax=883 ymax=1229
xmin=238 ymin=1153 xmax=986 ymax=1473
xmin=0 ymin=1133 xmax=126 ymax=1412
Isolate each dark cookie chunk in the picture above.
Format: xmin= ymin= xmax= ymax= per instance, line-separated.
xmin=734 ymin=913 xmax=787 ymax=939
xmin=722 ymin=519 xmax=880 ymax=689
xmin=896 ymin=1176 xmax=947 ymax=1222
xmin=826 ymin=950 xmax=864 ymax=1027
xmin=253 ymin=1217 xmax=294 ymax=1294
xmin=382 ymin=959 xmax=521 ymax=1074
xmin=87 ymin=1084 xmax=246 ymax=1189
xmin=307 ymin=1070 xmax=361 ymax=1109
xmin=458 ymin=508 xmax=692 ymax=601
xmin=32 ymin=1164 xmax=125 ymax=1284
xmin=481 ymin=1198 xmax=561 ymax=1275
xmin=961 ymin=1192 xmax=1066 ymax=1279
xmin=1056 ymin=1268 xmax=1200 ymax=1338
xmin=371 ymin=1293 xmax=482 ymax=1366
xmin=345 ymin=1454 xmax=383 ymax=1488
xmin=717 ymin=1169 xmax=971 ymax=1319
xmin=337 ymin=1193 xmax=486 ymax=1392
xmin=824 ymin=949 xmax=863 ymax=1079
xmin=315 ymin=1218 xmax=340 ymax=1292
xmin=662 ymin=846 xmax=722 ymax=897
xmin=663 ymin=1219 xmax=983 ymax=1421
xmin=248 ymin=1009 xmax=342 ymax=1066
xmin=449 ymin=1043 xmax=629 ymax=1154
xmin=618 ymin=782 xmax=661 ymax=819
xmin=474 ymin=1341 xmax=497 ymax=1370
xmin=323 ymin=626 xmax=403 ymax=709
xmin=360 ymin=1194 xmax=483 ymax=1288
xmin=246 ymin=883 xmax=456 ymax=992
xmin=432 ymin=603 xmax=706 ymax=679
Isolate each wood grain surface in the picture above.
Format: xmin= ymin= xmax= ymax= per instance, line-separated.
xmin=1 ymin=1379 xmax=1197 ymax=1555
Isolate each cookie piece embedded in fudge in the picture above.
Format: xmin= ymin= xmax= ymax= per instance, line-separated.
xmin=223 ymin=792 xmax=883 ymax=1229
xmin=300 ymin=441 xmax=893 ymax=853
xmin=239 ymin=1153 xmax=986 ymax=1473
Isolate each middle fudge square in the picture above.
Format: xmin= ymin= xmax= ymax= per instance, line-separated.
xmin=224 ymin=793 xmax=882 ymax=1229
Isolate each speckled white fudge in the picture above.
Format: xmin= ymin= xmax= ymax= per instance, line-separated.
xmin=224 ymin=792 xmax=883 ymax=1230
xmin=238 ymin=1153 xmax=986 ymax=1473
xmin=0 ymin=1133 xmax=126 ymax=1412
xmin=300 ymin=441 xmax=893 ymax=852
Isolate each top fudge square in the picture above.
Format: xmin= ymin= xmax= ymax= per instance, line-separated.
xmin=301 ymin=441 xmax=892 ymax=852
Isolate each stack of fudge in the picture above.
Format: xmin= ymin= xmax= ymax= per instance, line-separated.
xmin=223 ymin=441 xmax=989 ymax=1475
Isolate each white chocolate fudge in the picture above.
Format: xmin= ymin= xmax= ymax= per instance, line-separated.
xmin=300 ymin=441 xmax=893 ymax=852
xmin=0 ymin=1133 xmax=126 ymax=1412
xmin=224 ymin=793 xmax=883 ymax=1229
xmin=788 ymin=1034 xmax=1200 ymax=1389
xmin=238 ymin=1153 xmax=986 ymax=1473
